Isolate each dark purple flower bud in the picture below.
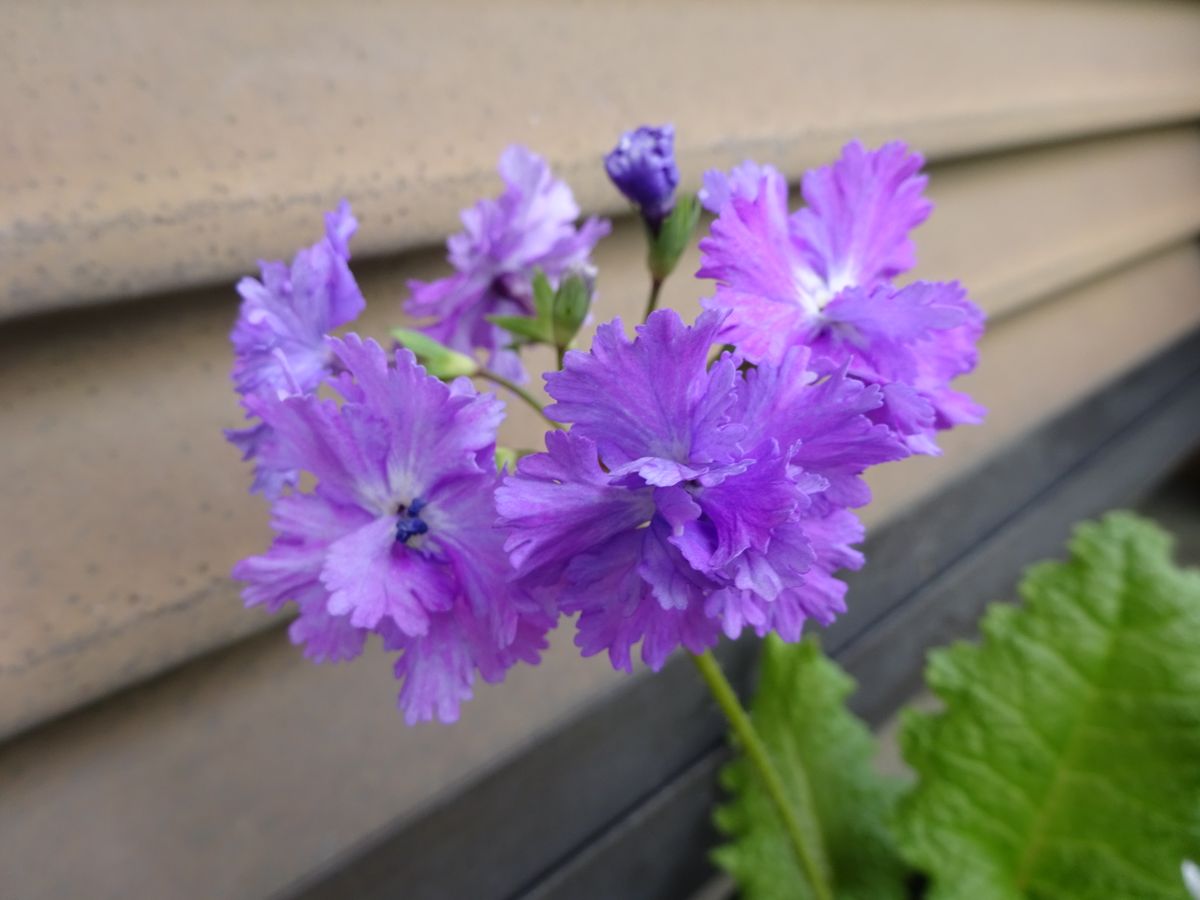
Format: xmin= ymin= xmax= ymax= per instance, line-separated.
xmin=604 ymin=124 xmax=680 ymax=229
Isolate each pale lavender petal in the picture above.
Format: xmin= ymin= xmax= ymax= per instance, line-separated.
xmin=686 ymin=446 xmax=800 ymax=569
xmin=404 ymin=145 xmax=610 ymax=382
xmin=229 ymin=202 xmax=364 ymax=398
xmin=873 ymin=382 xmax=939 ymax=456
xmin=766 ymin=511 xmax=865 ymax=640
xmin=242 ymin=388 xmax=388 ymax=511
xmin=699 ymin=160 xmax=777 ymax=213
xmin=738 ymin=349 xmax=907 ymax=507
xmin=565 ymin=528 xmax=720 ymax=672
xmin=817 ymin=280 xmax=986 ymax=452
xmin=290 ymin=590 xmax=368 ymax=663
xmin=701 ymin=287 xmax=810 ymax=364
xmin=817 ymin=281 xmax=970 ymax=384
xmin=496 ymin=430 xmax=655 ymax=585
xmin=545 ymin=310 xmax=739 ymax=469
xmin=390 ymin=612 xmax=476 ymax=725
xmin=794 ymin=139 xmax=932 ymax=292
xmin=563 ymin=530 xmax=653 ymax=672
xmin=639 ymin=519 xmax=714 ymax=613
xmin=232 ymin=491 xmax=372 ymax=613
xmin=652 ymin=485 xmax=702 ymax=532
xmin=227 ymin=202 xmax=366 ymax=494
xmin=225 ymin=418 xmax=298 ymax=498
xmin=322 ymin=516 xmax=455 ymax=633
xmin=697 ymin=167 xmax=799 ymax=317
xmin=324 ymin=199 xmax=358 ymax=260
xmin=328 ymin=335 xmax=503 ymax=496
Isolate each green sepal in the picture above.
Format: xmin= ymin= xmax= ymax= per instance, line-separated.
xmin=648 ymin=194 xmax=701 ymax=281
xmin=494 ymin=446 xmax=535 ymax=473
xmin=551 ymin=274 xmax=591 ymax=348
xmin=487 ymin=268 xmax=592 ymax=355
xmin=531 ymin=270 xmax=555 ymax=323
xmin=486 ymin=269 xmax=556 ymax=346
xmin=485 ymin=314 xmax=551 ymax=344
xmin=391 ymin=328 xmax=478 ymax=379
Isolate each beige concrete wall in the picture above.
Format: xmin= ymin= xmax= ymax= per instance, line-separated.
xmin=5 ymin=0 xmax=1200 ymax=317
xmin=3 ymin=2 xmax=1200 ymax=898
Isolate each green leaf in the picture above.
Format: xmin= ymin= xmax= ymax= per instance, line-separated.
xmin=390 ymin=328 xmax=478 ymax=378
xmin=896 ymin=512 xmax=1200 ymax=900
xmin=714 ymin=636 xmax=910 ymax=900
xmin=648 ymin=194 xmax=701 ymax=280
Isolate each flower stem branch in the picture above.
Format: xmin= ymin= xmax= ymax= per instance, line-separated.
xmin=643 ymin=276 xmax=664 ymax=322
xmin=477 ymin=370 xmax=564 ymax=430
xmin=689 ymin=650 xmax=833 ymax=900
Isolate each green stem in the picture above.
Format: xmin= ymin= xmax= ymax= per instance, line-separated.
xmin=643 ymin=276 xmax=664 ymax=322
xmin=477 ymin=370 xmax=564 ymax=431
xmin=689 ymin=650 xmax=833 ymax=900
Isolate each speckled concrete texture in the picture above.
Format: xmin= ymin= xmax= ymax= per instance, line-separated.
xmin=3 ymin=0 xmax=1200 ymax=316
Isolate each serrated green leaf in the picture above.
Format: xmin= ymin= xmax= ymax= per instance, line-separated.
xmin=714 ymin=636 xmax=909 ymax=900
xmin=896 ymin=512 xmax=1200 ymax=900
xmin=390 ymin=328 xmax=478 ymax=378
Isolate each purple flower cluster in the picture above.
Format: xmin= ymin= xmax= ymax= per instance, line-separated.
xmin=226 ymin=201 xmax=366 ymax=496
xmin=497 ymin=310 xmax=905 ymax=670
xmin=227 ymin=133 xmax=984 ymax=723
xmin=233 ymin=335 xmax=551 ymax=723
xmin=698 ymin=142 xmax=984 ymax=454
xmin=406 ymin=146 xmax=610 ymax=383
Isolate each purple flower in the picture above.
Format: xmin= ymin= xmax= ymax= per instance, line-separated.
xmin=698 ymin=160 xmax=771 ymax=214
xmin=232 ymin=334 xmax=552 ymax=724
xmin=406 ymin=146 xmax=610 ymax=383
xmin=605 ymin=124 xmax=680 ymax=229
xmin=496 ymin=309 xmax=905 ymax=672
xmin=697 ymin=142 xmax=985 ymax=454
xmin=226 ymin=201 xmax=366 ymax=495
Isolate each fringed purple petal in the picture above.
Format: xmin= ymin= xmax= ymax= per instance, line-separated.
xmin=404 ymin=145 xmax=610 ymax=383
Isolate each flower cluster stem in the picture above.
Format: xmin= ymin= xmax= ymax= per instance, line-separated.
xmin=689 ymin=650 xmax=833 ymax=900
xmin=643 ymin=276 xmax=664 ymax=321
xmin=477 ymin=370 xmax=564 ymax=431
